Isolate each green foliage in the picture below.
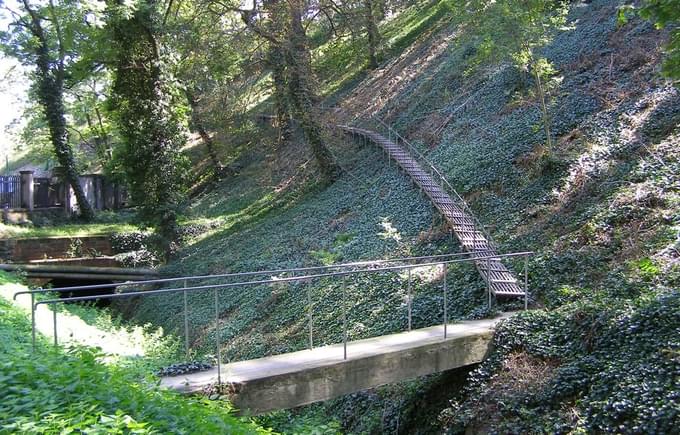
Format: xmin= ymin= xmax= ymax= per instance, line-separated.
xmin=465 ymin=0 xmax=569 ymax=150
xmin=108 ymin=0 xmax=189 ymax=243
xmin=258 ymin=407 xmax=343 ymax=435
xmin=618 ymin=1 xmax=680 ymax=81
xmin=309 ymin=249 xmax=341 ymax=265
xmin=0 ymin=272 xmax=269 ymax=434
xmin=440 ymin=290 xmax=680 ymax=433
xmin=641 ymin=0 xmax=680 ymax=81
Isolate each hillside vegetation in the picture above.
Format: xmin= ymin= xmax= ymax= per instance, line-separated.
xmin=2 ymin=0 xmax=678 ymax=433
xmin=117 ymin=0 xmax=679 ymax=433
xmin=0 ymin=272 xmax=269 ymax=434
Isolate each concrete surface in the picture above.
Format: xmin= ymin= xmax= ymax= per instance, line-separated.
xmin=161 ymin=315 xmax=511 ymax=414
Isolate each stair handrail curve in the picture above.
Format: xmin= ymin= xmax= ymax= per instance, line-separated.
xmin=353 ymin=114 xmax=500 ymax=252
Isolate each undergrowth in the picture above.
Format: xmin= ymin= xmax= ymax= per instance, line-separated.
xmin=0 ymin=271 xmax=269 ymax=434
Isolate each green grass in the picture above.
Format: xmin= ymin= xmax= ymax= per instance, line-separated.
xmin=0 ymin=271 xmax=270 ymax=434
xmin=0 ymin=222 xmax=139 ymax=239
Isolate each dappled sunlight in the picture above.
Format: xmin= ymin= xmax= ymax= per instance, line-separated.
xmin=551 ymin=86 xmax=677 ymax=208
xmin=0 ymin=283 xmax=173 ymax=359
xmin=378 ymin=217 xmax=402 ymax=243
xmin=338 ymin=17 xmax=456 ymax=119
xmin=397 ymin=263 xmax=445 ymax=284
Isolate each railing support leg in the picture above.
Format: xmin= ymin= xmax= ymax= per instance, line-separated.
xmin=53 ymin=304 xmax=58 ymax=347
xmin=214 ymin=288 xmax=221 ymax=385
xmin=183 ymin=279 xmax=189 ymax=360
xmin=308 ymin=284 xmax=313 ymax=350
xmin=443 ymin=264 xmax=448 ymax=339
xmin=487 ymin=257 xmax=492 ymax=310
xmin=31 ymin=290 xmax=37 ymax=352
xmin=524 ymin=256 xmax=529 ymax=310
xmin=407 ymin=269 xmax=412 ymax=331
xmin=342 ymin=277 xmax=347 ymax=360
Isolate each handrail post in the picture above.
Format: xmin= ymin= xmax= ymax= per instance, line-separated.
xmin=183 ymin=279 xmax=189 ymax=360
xmin=342 ymin=277 xmax=347 ymax=360
xmin=214 ymin=288 xmax=221 ymax=385
xmin=31 ymin=289 xmax=37 ymax=352
xmin=407 ymin=269 xmax=412 ymax=331
xmin=487 ymin=256 xmax=492 ymax=309
xmin=443 ymin=264 xmax=448 ymax=339
xmin=524 ymin=255 xmax=529 ymax=310
xmin=308 ymin=283 xmax=313 ymax=350
xmin=53 ymin=303 xmax=58 ymax=347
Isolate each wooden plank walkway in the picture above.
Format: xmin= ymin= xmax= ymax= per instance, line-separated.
xmin=339 ymin=125 xmax=524 ymax=297
xmin=161 ymin=315 xmax=509 ymax=414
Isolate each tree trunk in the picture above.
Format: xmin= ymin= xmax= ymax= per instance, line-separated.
xmin=285 ymin=0 xmax=340 ymax=181
xmin=185 ymin=88 xmax=227 ymax=177
xmin=269 ymin=46 xmax=293 ymax=145
xmin=364 ymin=0 xmax=381 ymax=69
xmin=23 ymin=0 xmax=94 ymax=220
xmin=110 ymin=0 xmax=186 ymax=253
xmin=534 ymin=67 xmax=553 ymax=151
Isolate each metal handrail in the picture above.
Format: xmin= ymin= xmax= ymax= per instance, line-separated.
xmin=13 ymin=251 xmax=479 ymax=299
xmin=22 ymin=250 xmax=533 ymax=385
xmin=34 ymin=252 xmax=532 ymax=305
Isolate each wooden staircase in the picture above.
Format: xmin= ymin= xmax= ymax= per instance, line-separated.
xmin=339 ymin=125 xmax=525 ymax=298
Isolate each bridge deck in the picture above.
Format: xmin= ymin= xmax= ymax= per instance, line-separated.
xmin=161 ymin=315 xmax=509 ymax=414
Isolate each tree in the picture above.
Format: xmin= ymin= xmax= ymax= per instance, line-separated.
xmin=468 ymin=0 xmax=569 ymax=152
xmin=363 ymin=0 xmax=381 ymax=68
xmin=108 ymin=0 xmax=188 ymax=247
xmin=1 ymin=0 xmax=96 ymax=219
xmin=239 ymin=0 xmax=341 ymax=181
xmin=286 ymin=0 xmax=341 ymax=180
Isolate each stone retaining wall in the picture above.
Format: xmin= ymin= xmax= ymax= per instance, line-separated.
xmin=0 ymin=236 xmax=113 ymax=262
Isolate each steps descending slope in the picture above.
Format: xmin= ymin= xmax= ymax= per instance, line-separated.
xmin=340 ymin=125 xmax=525 ymax=298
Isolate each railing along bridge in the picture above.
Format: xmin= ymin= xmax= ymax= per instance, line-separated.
xmin=13 ymin=250 xmax=531 ymax=413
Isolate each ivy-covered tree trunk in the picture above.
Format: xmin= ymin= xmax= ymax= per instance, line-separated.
xmin=22 ymin=0 xmax=94 ymax=220
xmin=268 ymin=46 xmax=293 ymax=145
xmin=110 ymin=0 xmax=187 ymax=250
xmin=285 ymin=0 xmax=340 ymax=181
xmin=185 ymin=88 xmax=227 ymax=177
xmin=364 ymin=0 xmax=381 ymax=69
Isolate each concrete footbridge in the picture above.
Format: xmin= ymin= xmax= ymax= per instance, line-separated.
xmin=16 ymin=250 xmax=531 ymax=414
xmin=161 ymin=315 xmax=509 ymax=415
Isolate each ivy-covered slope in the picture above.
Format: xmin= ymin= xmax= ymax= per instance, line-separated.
xmin=129 ymin=0 xmax=678 ymax=432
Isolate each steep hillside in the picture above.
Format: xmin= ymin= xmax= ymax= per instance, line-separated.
xmin=127 ymin=0 xmax=678 ymax=432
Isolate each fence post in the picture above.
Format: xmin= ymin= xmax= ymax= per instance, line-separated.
xmin=31 ymin=290 xmax=37 ymax=352
xmin=308 ymin=284 xmax=313 ymax=350
xmin=183 ymin=279 xmax=189 ymax=360
xmin=214 ymin=288 xmax=221 ymax=385
xmin=19 ymin=170 xmax=34 ymax=211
